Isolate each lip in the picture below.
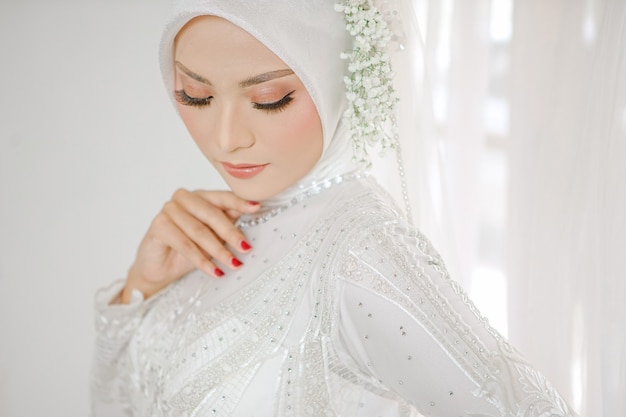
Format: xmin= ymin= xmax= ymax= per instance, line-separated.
xmin=221 ymin=162 xmax=269 ymax=179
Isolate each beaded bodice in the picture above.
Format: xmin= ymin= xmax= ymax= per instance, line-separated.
xmin=92 ymin=177 xmax=577 ymax=417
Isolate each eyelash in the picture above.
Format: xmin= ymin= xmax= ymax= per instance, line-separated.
xmin=174 ymin=90 xmax=213 ymax=107
xmin=174 ymin=89 xmax=295 ymax=113
xmin=253 ymin=90 xmax=295 ymax=113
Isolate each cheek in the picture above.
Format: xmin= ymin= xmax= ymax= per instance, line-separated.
xmin=177 ymin=105 xmax=211 ymax=151
xmin=177 ymin=105 xmax=200 ymax=135
xmin=270 ymin=99 xmax=323 ymax=158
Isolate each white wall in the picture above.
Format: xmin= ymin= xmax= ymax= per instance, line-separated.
xmin=0 ymin=2 xmax=224 ymax=416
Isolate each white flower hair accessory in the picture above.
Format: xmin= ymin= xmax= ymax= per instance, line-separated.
xmin=335 ymin=0 xmax=399 ymax=167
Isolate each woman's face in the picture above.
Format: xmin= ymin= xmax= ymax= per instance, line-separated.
xmin=174 ymin=16 xmax=323 ymax=201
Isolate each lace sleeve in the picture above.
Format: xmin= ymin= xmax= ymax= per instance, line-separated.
xmin=90 ymin=280 xmax=146 ymax=416
xmin=333 ymin=221 xmax=578 ymax=417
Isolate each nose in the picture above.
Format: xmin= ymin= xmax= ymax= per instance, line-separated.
xmin=213 ymin=102 xmax=255 ymax=153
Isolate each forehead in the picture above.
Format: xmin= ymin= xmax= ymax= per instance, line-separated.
xmin=174 ymin=15 xmax=288 ymax=74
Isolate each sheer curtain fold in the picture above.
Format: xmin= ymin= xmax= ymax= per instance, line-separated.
xmin=508 ymin=0 xmax=626 ymax=415
xmin=369 ymin=1 xmax=623 ymax=414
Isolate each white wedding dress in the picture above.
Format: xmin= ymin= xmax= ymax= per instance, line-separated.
xmin=91 ymin=173 xmax=576 ymax=417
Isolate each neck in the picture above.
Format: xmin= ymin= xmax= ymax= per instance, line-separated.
xmin=238 ymin=123 xmax=360 ymax=227
xmin=237 ymin=170 xmax=365 ymax=229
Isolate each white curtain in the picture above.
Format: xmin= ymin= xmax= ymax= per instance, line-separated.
xmin=507 ymin=0 xmax=626 ymax=415
xmin=405 ymin=1 xmax=625 ymax=415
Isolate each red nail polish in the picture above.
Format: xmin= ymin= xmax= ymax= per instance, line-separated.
xmin=240 ymin=240 xmax=252 ymax=251
xmin=248 ymin=201 xmax=260 ymax=206
xmin=231 ymin=257 xmax=243 ymax=267
xmin=214 ymin=268 xmax=225 ymax=277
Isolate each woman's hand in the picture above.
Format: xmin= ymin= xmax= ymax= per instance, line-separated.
xmin=119 ymin=189 xmax=260 ymax=304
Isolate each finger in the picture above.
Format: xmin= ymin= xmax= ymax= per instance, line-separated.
xmin=164 ymin=200 xmax=244 ymax=269
xmin=154 ymin=215 xmax=225 ymax=278
xmin=225 ymin=209 xmax=242 ymax=221
xmin=196 ymin=190 xmax=262 ymax=214
xmin=174 ymin=190 xmax=254 ymax=253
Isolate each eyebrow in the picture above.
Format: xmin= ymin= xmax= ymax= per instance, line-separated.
xmin=175 ymin=61 xmax=294 ymax=88
xmin=175 ymin=61 xmax=212 ymax=85
xmin=238 ymin=69 xmax=294 ymax=87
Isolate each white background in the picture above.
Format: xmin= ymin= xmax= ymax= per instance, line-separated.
xmin=0 ymin=1 xmax=225 ymax=416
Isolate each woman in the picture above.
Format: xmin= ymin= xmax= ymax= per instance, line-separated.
xmin=92 ymin=1 xmax=578 ymax=416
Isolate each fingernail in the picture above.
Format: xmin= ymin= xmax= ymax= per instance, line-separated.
xmin=247 ymin=201 xmax=260 ymax=206
xmin=231 ymin=257 xmax=243 ymax=267
xmin=214 ymin=268 xmax=225 ymax=277
xmin=240 ymin=240 xmax=252 ymax=251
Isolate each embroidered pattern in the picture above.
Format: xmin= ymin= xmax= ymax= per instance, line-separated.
xmin=94 ymin=179 xmax=576 ymax=417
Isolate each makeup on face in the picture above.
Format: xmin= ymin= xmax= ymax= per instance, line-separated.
xmin=173 ymin=15 xmax=324 ymax=201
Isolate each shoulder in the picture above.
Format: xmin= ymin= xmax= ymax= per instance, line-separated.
xmin=325 ymin=179 xmax=476 ymax=336
xmin=327 ymin=177 xmax=448 ymax=285
xmin=322 ymin=175 xmax=407 ymax=234
xmin=320 ymin=178 xmax=463 ymax=329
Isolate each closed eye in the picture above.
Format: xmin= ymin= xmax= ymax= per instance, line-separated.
xmin=253 ymin=90 xmax=296 ymax=113
xmin=174 ymin=89 xmax=213 ymax=107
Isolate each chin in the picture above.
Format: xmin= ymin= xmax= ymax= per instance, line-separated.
xmin=213 ymin=167 xmax=282 ymax=201
xmin=227 ymin=182 xmax=284 ymax=202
